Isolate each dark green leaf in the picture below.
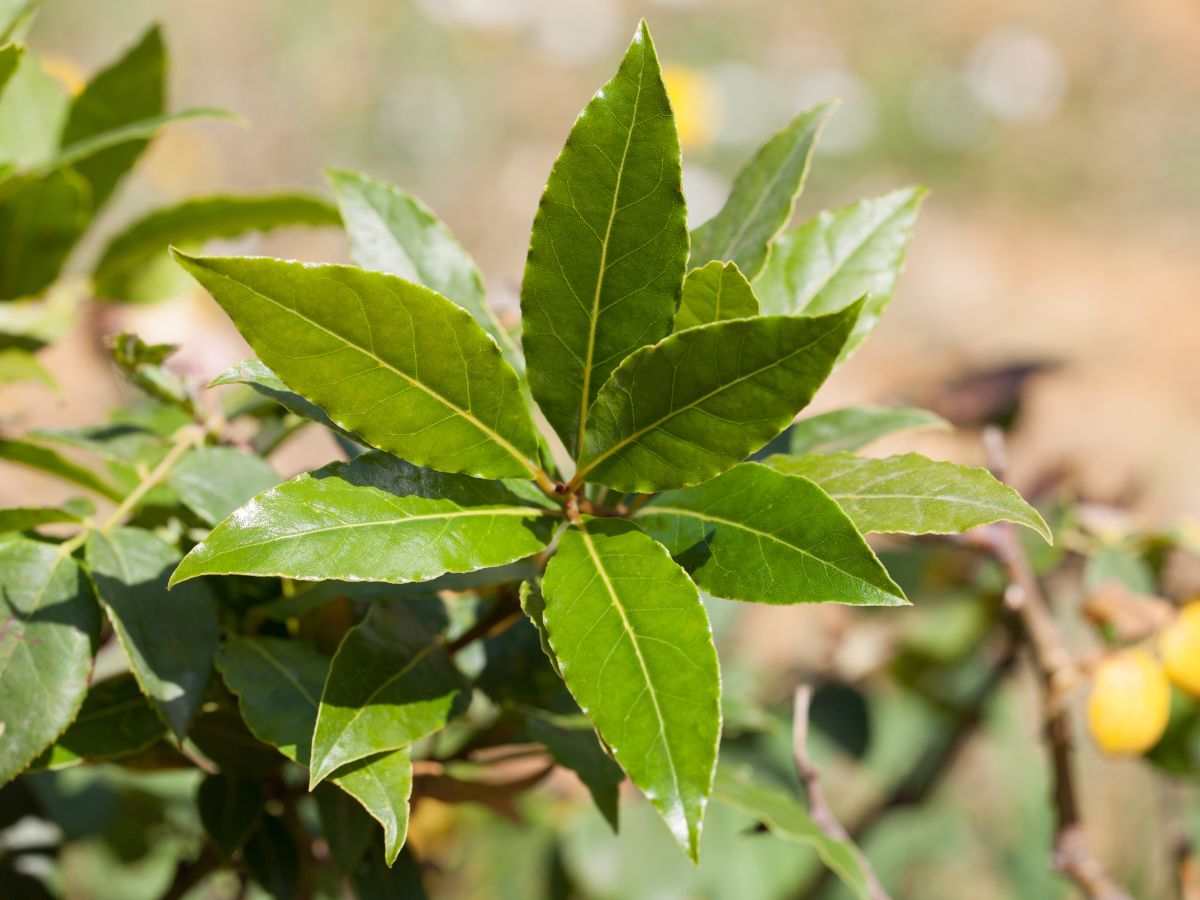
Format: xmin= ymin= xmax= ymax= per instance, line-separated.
xmin=520 ymin=21 xmax=687 ymax=456
xmin=0 ymin=43 xmax=20 ymax=97
xmin=175 ymin=252 xmax=542 ymax=480
xmin=0 ymin=536 xmax=100 ymax=784
xmin=87 ymin=526 xmax=219 ymax=737
xmin=674 ymin=260 xmax=758 ymax=332
xmin=172 ymin=451 xmax=557 ymax=586
xmin=32 ymin=671 xmax=162 ymax=769
xmin=714 ymin=765 xmax=870 ymax=900
xmin=788 ymin=405 xmax=949 ymax=455
xmin=0 ymin=436 xmax=123 ymax=499
xmin=327 ymin=168 xmax=521 ymax=370
xmin=754 ymin=187 xmax=926 ymax=360
xmin=0 ymin=505 xmax=80 ymax=531
xmin=244 ymin=813 xmax=301 ymax=900
xmin=311 ymin=602 xmax=470 ymax=786
xmin=317 ymin=785 xmax=428 ymax=895
xmin=94 ymin=192 xmax=340 ymax=301
xmin=689 ymin=101 xmax=835 ymax=279
xmin=166 ymin=446 xmax=278 ymax=526
xmin=525 ymin=706 xmax=623 ymax=831
xmin=58 ymin=25 xmax=164 ymax=212
xmin=635 ymin=462 xmax=906 ymax=606
xmin=0 ymin=169 xmax=90 ymax=299
xmin=765 ymin=452 xmax=1052 ymax=542
xmin=576 ymin=302 xmax=862 ymax=491
xmin=542 ymin=518 xmax=719 ymax=860
xmin=198 ymin=773 xmax=265 ymax=860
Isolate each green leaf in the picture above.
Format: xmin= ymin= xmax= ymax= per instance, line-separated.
xmin=311 ymin=602 xmax=470 ymax=786
xmin=58 ymin=25 xmax=164 ymax=212
xmin=86 ymin=527 xmax=219 ymax=738
xmin=210 ymin=358 xmax=359 ymax=441
xmin=714 ymin=766 xmax=870 ymax=900
xmin=576 ymin=302 xmax=862 ymax=492
xmin=197 ymin=773 xmax=264 ymax=860
xmin=0 ymin=2 xmax=37 ymax=43
xmin=635 ymin=462 xmax=906 ymax=606
xmin=33 ymin=672 xmax=164 ymax=769
xmin=93 ymin=193 xmax=341 ymax=302
xmin=0 ymin=347 xmax=55 ymax=388
xmin=0 ymin=537 xmax=100 ymax=785
xmin=172 ymin=451 xmax=556 ymax=586
xmin=0 ymin=43 xmax=20 ymax=97
xmin=0 ymin=505 xmax=81 ymax=531
xmin=754 ymin=187 xmax=926 ymax=360
xmin=689 ymin=101 xmax=835 ymax=279
xmin=216 ymin=636 xmax=412 ymax=864
xmin=166 ymin=446 xmax=278 ymax=526
xmin=542 ymin=518 xmax=720 ymax=860
xmin=0 ymin=169 xmax=90 ymax=299
xmin=766 ymin=451 xmax=1051 ymax=542
xmin=520 ymin=21 xmax=688 ymax=457
xmin=0 ymin=436 xmax=123 ymax=500
xmin=174 ymin=252 xmax=542 ymax=480
xmin=0 ymin=50 xmax=69 ymax=168
xmin=518 ymin=579 xmax=560 ymax=677
xmin=108 ymin=331 xmax=193 ymax=412
xmin=674 ymin=261 xmax=759 ymax=331
xmin=787 ymin=405 xmax=949 ymax=455
xmin=524 ymin=706 xmax=623 ymax=832
xmin=244 ymin=814 xmax=301 ymax=900
xmin=327 ymin=168 xmax=521 ymax=370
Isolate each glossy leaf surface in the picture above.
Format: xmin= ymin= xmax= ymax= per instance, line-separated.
xmin=175 ymin=252 xmax=541 ymax=480
xmin=577 ymin=303 xmax=861 ymax=491
xmin=172 ymin=451 xmax=557 ymax=586
xmin=542 ymin=518 xmax=719 ymax=860
xmin=637 ymin=462 xmax=906 ymax=606
xmin=520 ymin=21 xmax=687 ymax=456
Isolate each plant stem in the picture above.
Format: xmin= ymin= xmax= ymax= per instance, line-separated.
xmin=446 ymin=592 xmax=521 ymax=655
xmin=99 ymin=424 xmax=203 ymax=532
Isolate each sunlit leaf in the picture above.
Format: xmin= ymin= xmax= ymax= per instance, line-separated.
xmin=674 ymin=261 xmax=759 ymax=331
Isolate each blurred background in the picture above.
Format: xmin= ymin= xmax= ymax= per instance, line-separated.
xmin=3 ymin=1 xmax=1199 ymax=897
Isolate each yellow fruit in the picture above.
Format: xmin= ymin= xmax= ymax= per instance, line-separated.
xmin=1160 ymin=602 xmax=1200 ymax=697
xmin=1086 ymin=648 xmax=1171 ymax=756
xmin=661 ymin=65 xmax=719 ymax=149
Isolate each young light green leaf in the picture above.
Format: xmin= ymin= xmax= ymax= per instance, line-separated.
xmin=327 ymin=168 xmax=521 ymax=370
xmin=0 ymin=436 xmax=123 ymax=499
xmin=216 ymin=637 xmax=412 ymax=864
xmin=0 ymin=505 xmax=82 ymax=532
xmin=0 ymin=537 xmax=100 ymax=785
xmin=198 ymin=773 xmax=265 ymax=861
xmin=0 ymin=48 xmax=69 ymax=168
xmin=689 ymin=100 xmax=835 ymax=279
xmin=788 ymin=405 xmax=949 ymax=455
xmin=765 ymin=451 xmax=1052 ymax=542
xmin=171 ymin=451 xmax=557 ymax=586
xmin=167 ymin=446 xmax=278 ymax=526
xmin=714 ymin=766 xmax=870 ymax=900
xmin=0 ymin=347 xmax=56 ymax=388
xmin=87 ymin=527 xmax=219 ymax=738
xmin=175 ymin=252 xmax=542 ymax=480
xmin=58 ymin=25 xmax=164 ymax=212
xmin=754 ymin=187 xmax=926 ymax=360
xmin=674 ymin=261 xmax=759 ymax=331
xmin=524 ymin=706 xmax=624 ymax=832
xmin=576 ymin=302 xmax=862 ymax=492
xmin=520 ymin=21 xmax=688 ymax=457
xmin=635 ymin=462 xmax=906 ymax=606
xmin=311 ymin=602 xmax=470 ymax=787
xmin=0 ymin=43 xmax=20 ymax=97
xmin=33 ymin=673 xmax=164 ymax=769
xmin=0 ymin=169 xmax=90 ymax=299
xmin=93 ymin=193 xmax=341 ymax=301
xmin=542 ymin=518 xmax=720 ymax=861
xmin=0 ymin=1 xmax=37 ymax=43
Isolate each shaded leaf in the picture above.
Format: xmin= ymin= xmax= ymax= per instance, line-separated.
xmin=787 ymin=405 xmax=949 ymax=455
xmin=173 ymin=451 xmax=556 ymax=586
xmin=689 ymin=101 xmax=835 ymax=279
xmin=198 ymin=773 xmax=264 ymax=860
xmin=755 ymin=187 xmax=926 ymax=360
xmin=94 ymin=193 xmax=340 ymax=301
xmin=636 ymin=462 xmax=906 ymax=606
xmin=244 ymin=813 xmax=301 ymax=900
xmin=576 ymin=302 xmax=862 ymax=492
xmin=210 ymin=358 xmax=358 ymax=440
xmin=520 ymin=21 xmax=687 ymax=456
xmin=0 ymin=43 xmax=20 ymax=99
xmin=167 ymin=446 xmax=278 ymax=526
xmin=542 ymin=518 xmax=719 ymax=860
xmin=674 ymin=261 xmax=759 ymax=331
xmin=714 ymin=765 xmax=870 ymax=900
xmin=175 ymin=252 xmax=542 ymax=480
xmin=0 ymin=537 xmax=100 ymax=784
xmin=765 ymin=451 xmax=1052 ymax=542
xmin=0 ymin=169 xmax=90 ymax=299
xmin=525 ymin=706 xmax=623 ymax=832
xmin=519 ymin=579 xmax=560 ymax=677
xmin=0 ymin=505 xmax=81 ymax=531
xmin=107 ymin=331 xmax=193 ymax=412
xmin=31 ymin=671 xmax=162 ymax=770
xmin=87 ymin=526 xmax=219 ymax=737
xmin=311 ymin=602 xmax=470 ymax=786
xmin=0 ymin=436 xmax=123 ymax=499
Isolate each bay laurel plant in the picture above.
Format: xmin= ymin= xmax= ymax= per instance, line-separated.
xmin=0 ymin=15 xmax=1052 ymax=894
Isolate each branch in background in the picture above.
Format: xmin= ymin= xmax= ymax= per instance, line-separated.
xmin=792 ymin=685 xmax=892 ymax=900
xmin=979 ymin=427 xmax=1132 ymax=900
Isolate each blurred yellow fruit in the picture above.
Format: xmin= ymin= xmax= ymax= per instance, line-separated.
xmin=1160 ymin=602 xmax=1200 ymax=697
xmin=1086 ymin=648 xmax=1170 ymax=756
xmin=662 ymin=65 xmax=718 ymax=149
xmin=40 ymin=56 xmax=86 ymax=96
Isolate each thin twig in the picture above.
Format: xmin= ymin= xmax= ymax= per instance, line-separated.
xmin=793 ymin=685 xmax=892 ymax=900
xmin=445 ymin=591 xmax=521 ymax=656
xmin=100 ymin=424 xmax=204 ymax=532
